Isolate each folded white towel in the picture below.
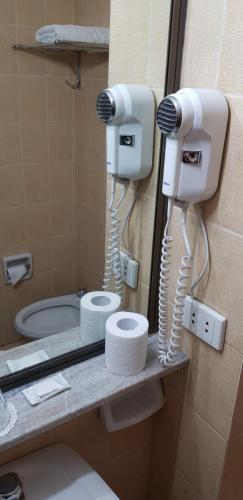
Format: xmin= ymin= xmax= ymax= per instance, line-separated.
xmin=35 ymin=24 xmax=109 ymax=45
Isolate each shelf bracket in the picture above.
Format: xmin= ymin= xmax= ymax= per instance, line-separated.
xmin=64 ymin=52 xmax=81 ymax=90
xmin=12 ymin=41 xmax=108 ymax=90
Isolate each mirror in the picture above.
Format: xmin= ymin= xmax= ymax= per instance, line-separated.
xmin=0 ymin=0 xmax=176 ymax=383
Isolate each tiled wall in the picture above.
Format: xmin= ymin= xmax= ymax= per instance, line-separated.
xmin=219 ymin=370 xmax=243 ymax=499
xmin=75 ymin=0 xmax=109 ymax=292
xmin=108 ymin=0 xmax=171 ymax=315
xmin=0 ymin=0 xmax=109 ymax=347
xmin=165 ymin=1 xmax=243 ymax=499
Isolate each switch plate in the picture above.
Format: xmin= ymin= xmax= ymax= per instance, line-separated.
xmin=183 ymin=295 xmax=226 ymax=350
xmin=119 ymin=250 xmax=139 ymax=289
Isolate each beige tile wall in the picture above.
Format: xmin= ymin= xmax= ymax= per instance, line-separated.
xmin=75 ymin=0 xmax=110 ymax=292
xmin=0 ymin=0 xmax=76 ymax=346
xmin=75 ymin=56 xmax=108 ymax=291
xmin=0 ymin=0 xmax=109 ymax=347
xmin=219 ymin=369 xmax=243 ymax=500
xmin=148 ymin=368 xmax=188 ymax=500
xmin=166 ymin=0 xmax=243 ymax=498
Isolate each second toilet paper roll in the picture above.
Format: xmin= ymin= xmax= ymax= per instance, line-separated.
xmin=80 ymin=291 xmax=121 ymax=344
xmin=105 ymin=311 xmax=149 ymax=376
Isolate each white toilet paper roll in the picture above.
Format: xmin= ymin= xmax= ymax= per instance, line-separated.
xmin=8 ymin=264 xmax=27 ymax=286
xmin=80 ymin=291 xmax=121 ymax=344
xmin=105 ymin=311 xmax=149 ymax=376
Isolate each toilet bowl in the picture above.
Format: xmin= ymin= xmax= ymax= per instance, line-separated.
xmin=15 ymin=294 xmax=80 ymax=339
xmin=0 ymin=443 xmax=119 ymax=499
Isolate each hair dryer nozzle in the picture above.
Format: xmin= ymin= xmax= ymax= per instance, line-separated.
xmin=157 ymin=96 xmax=182 ymax=136
xmin=96 ymin=90 xmax=116 ymax=124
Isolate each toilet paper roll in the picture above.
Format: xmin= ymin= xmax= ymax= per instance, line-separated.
xmin=80 ymin=291 xmax=121 ymax=344
xmin=8 ymin=264 xmax=27 ymax=286
xmin=105 ymin=311 xmax=149 ymax=376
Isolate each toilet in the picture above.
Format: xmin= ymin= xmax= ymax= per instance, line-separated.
xmin=0 ymin=443 xmax=119 ymax=499
xmin=15 ymin=294 xmax=80 ymax=339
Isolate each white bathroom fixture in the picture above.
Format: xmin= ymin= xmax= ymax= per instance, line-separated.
xmin=156 ymin=88 xmax=228 ymax=366
xmin=0 ymin=444 xmax=119 ymax=499
xmin=96 ymin=83 xmax=155 ymax=180
xmin=96 ymin=84 xmax=154 ymax=302
xmin=15 ymin=294 xmax=80 ymax=339
xmin=100 ymin=380 xmax=164 ymax=431
xmin=183 ymin=295 xmax=226 ymax=350
xmin=157 ymin=88 xmax=228 ymax=202
xmin=2 ymin=253 xmax=32 ymax=286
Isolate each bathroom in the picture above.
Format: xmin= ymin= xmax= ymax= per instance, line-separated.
xmin=0 ymin=0 xmax=242 ymax=499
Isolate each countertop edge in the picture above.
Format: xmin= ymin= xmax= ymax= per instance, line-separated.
xmin=0 ymin=336 xmax=189 ymax=451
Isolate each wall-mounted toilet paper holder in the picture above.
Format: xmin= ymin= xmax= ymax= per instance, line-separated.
xmin=2 ymin=253 xmax=32 ymax=285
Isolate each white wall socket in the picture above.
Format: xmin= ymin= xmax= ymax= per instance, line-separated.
xmin=183 ymin=295 xmax=226 ymax=351
xmin=119 ymin=250 xmax=139 ymax=289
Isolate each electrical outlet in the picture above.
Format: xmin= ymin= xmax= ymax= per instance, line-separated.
xmin=120 ymin=250 xmax=139 ymax=289
xmin=183 ymin=295 xmax=226 ymax=350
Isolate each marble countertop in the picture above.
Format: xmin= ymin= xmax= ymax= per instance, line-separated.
xmin=0 ymin=336 xmax=189 ymax=451
xmin=0 ymin=327 xmax=86 ymax=378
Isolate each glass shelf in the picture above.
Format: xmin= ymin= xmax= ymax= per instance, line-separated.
xmin=12 ymin=40 xmax=109 ymax=89
xmin=12 ymin=40 xmax=109 ymax=54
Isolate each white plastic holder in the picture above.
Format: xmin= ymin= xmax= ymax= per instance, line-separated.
xmin=100 ymin=380 xmax=164 ymax=432
xmin=2 ymin=253 xmax=32 ymax=285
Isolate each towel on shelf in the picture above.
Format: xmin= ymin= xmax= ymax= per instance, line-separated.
xmin=35 ymin=24 xmax=109 ymax=45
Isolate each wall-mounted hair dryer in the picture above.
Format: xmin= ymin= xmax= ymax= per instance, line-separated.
xmin=157 ymin=88 xmax=228 ymax=202
xmin=96 ymin=84 xmax=155 ymax=304
xmin=97 ymin=84 xmax=155 ymax=180
xmin=156 ymin=88 xmax=228 ymax=366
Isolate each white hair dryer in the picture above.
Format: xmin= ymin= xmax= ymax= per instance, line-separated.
xmin=97 ymin=84 xmax=155 ymax=180
xmin=157 ymin=88 xmax=228 ymax=202
xmin=156 ymin=88 xmax=228 ymax=366
xmin=96 ymin=84 xmax=155 ymax=303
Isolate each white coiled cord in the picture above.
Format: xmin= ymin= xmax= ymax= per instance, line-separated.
xmin=103 ymin=176 xmax=116 ymax=292
xmin=103 ymin=176 xmax=129 ymax=302
xmin=158 ymin=200 xmax=173 ymax=357
xmin=158 ymin=202 xmax=193 ymax=365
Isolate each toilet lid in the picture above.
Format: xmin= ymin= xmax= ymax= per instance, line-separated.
xmin=0 ymin=444 xmax=119 ymax=499
xmin=15 ymin=295 xmax=80 ymax=339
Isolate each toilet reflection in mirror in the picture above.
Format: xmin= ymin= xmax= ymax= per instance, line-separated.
xmin=0 ymin=0 xmax=172 ymax=381
xmin=0 ymin=1 xmax=111 ymax=377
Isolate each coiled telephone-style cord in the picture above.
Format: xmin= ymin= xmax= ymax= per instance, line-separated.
xmin=103 ymin=176 xmax=129 ymax=302
xmin=158 ymin=202 xmax=193 ymax=365
xmin=158 ymin=218 xmax=173 ymax=358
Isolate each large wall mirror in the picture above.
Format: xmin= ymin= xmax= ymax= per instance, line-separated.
xmin=0 ymin=0 xmax=187 ymax=389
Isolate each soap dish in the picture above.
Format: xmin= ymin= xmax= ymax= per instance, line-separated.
xmin=100 ymin=380 xmax=164 ymax=432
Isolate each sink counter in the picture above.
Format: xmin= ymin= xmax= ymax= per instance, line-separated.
xmin=0 ymin=335 xmax=189 ymax=451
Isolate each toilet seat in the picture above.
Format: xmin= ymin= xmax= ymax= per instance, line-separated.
xmin=0 ymin=444 xmax=119 ymax=499
xmin=15 ymin=294 xmax=80 ymax=339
